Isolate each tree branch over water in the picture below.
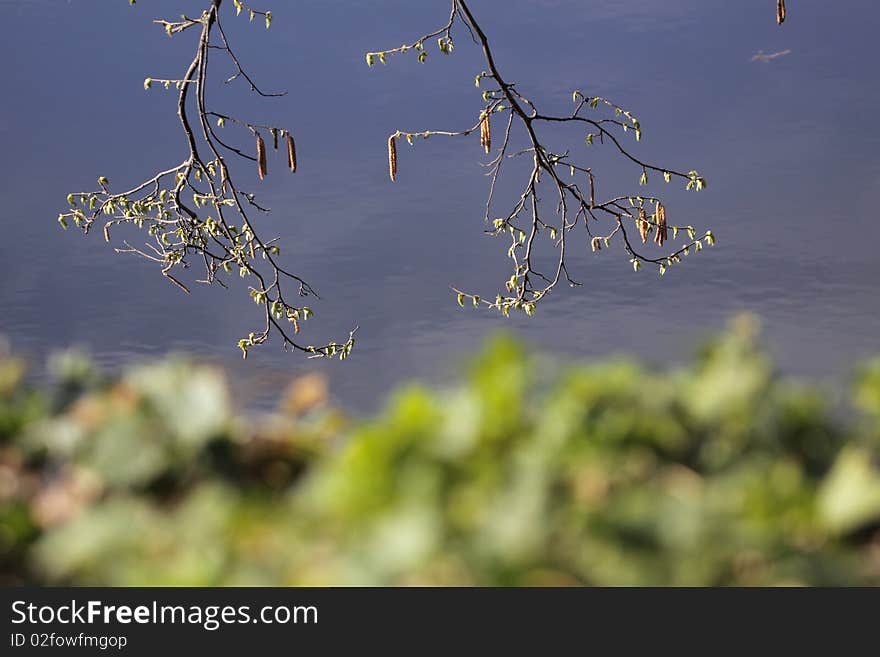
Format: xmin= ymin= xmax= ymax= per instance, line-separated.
xmin=370 ymin=0 xmax=714 ymax=317
xmin=58 ymin=0 xmax=356 ymax=360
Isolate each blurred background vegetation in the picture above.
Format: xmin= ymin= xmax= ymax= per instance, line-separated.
xmin=1 ymin=316 xmax=879 ymax=586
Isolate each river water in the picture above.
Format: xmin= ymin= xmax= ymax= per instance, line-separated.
xmin=1 ymin=0 xmax=878 ymax=412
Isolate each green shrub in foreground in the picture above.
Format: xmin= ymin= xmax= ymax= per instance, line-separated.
xmin=1 ymin=317 xmax=879 ymax=585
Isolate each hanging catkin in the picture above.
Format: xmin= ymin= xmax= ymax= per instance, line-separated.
xmin=256 ymin=134 xmax=267 ymax=180
xmin=286 ymin=132 xmax=297 ymax=173
xmin=588 ymin=171 xmax=595 ymax=209
xmin=777 ymin=0 xmax=786 ymax=25
xmin=388 ymin=135 xmax=398 ymax=182
xmin=480 ymin=111 xmax=491 ymax=154
xmin=638 ymin=208 xmax=649 ymax=243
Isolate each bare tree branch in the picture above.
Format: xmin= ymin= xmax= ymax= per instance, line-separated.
xmin=59 ymin=0 xmax=356 ymax=360
xmin=371 ymin=0 xmax=715 ymax=318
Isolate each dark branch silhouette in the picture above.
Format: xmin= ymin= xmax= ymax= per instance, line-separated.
xmin=59 ymin=0 xmax=355 ymax=360
xmin=370 ymin=0 xmax=713 ymax=317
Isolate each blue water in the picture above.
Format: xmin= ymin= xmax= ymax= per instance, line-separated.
xmin=1 ymin=0 xmax=878 ymax=411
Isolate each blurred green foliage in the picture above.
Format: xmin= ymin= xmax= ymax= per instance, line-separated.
xmin=1 ymin=317 xmax=879 ymax=586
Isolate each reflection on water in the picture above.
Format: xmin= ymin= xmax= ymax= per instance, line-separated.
xmin=1 ymin=0 xmax=878 ymax=412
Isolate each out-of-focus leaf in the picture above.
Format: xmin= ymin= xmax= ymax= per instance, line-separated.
xmin=818 ymin=447 xmax=880 ymax=534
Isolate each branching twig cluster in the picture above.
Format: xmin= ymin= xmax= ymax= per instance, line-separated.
xmin=372 ymin=0 xmax=715 ymax=318
xmin=60 ymin=0 xmax=355 ymax=360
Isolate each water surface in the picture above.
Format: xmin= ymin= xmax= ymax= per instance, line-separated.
xmin=1 ymin=0 xmax=878 ymax=411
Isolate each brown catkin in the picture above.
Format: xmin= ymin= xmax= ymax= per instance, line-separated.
xmin=388 ymin=135 xmax=398 ymax=182
xmin=286 ymin=132 xmax=297 ymax=173
xmin=777 ymin=0 xmax=786 ymax=25
xmin=272 ymin=128 xmax=278 ymax=150
xmin=660 ymin=204 xmax=668 ymax=244
xmin=480 ymin=111 xmax=491 ymax=154
xmin=588 ymin=171 xmax=595 ymax=209
xmin=256 ymin=134 xmax=267 ymax=180
xmin=654 ymin=201 xmax=667 ymax=246
xmin=638 ymin=208 xmax=649 ymax=243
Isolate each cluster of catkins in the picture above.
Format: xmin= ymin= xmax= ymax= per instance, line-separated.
xmin=637 ymin=202 xmax=668 ymax=246
xmin=255 ymin=130 xmax=297 ymax=180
